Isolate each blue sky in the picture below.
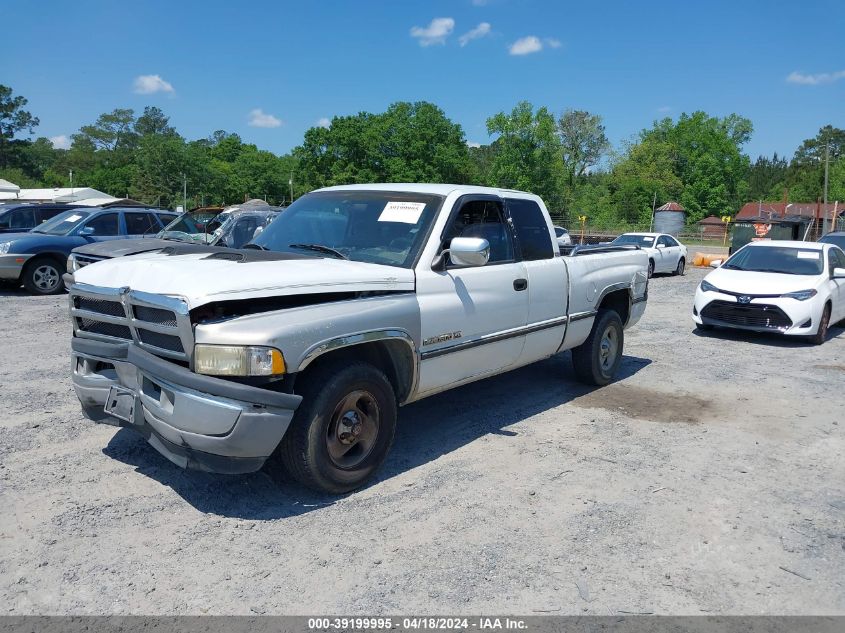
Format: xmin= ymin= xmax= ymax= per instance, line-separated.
xmin=3 ymin=0 xmax=843 ymax=160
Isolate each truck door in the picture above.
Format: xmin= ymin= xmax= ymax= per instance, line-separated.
xmin=415 ymin=195 xmax=529 ymax=396
xmin=505 ymin=197 xmax=569 ymax=366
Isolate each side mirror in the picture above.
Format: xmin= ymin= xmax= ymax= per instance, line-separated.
xmin=709 ymin=260 xmax=722 ymax=268
xmin=433 ymin=237 xmax=490 ymax=269
xmin=833 ymin=267 xmax=845 ymax=279
xmin=79 ymin=226 xmax=95 ymax=236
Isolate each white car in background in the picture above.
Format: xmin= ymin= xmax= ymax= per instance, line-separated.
xmin=692 ymin=240 xmax=845 ymax=345
xmin=610 ymin=232 xmax=687 ymax=277
xmin=553 ymin=225 xmax=572 ymax=247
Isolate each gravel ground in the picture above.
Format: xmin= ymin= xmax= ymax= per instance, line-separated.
xmin=1 ymin=267 xmax=843 ymax=615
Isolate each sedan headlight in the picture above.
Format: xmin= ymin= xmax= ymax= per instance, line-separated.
xmin=700 ymin=279 xmax=720 ymax=293
xmin=0 ymin=242 xmax=11 ymax=255
xmin=780 ymin=289 xmax=817 ymax=301
xmin=194 ymin=344 xmax=286 ymax=376
xmin=67 ymin=254 xmax=80 ymax=273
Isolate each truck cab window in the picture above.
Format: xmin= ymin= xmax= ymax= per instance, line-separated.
xmin=507 ymin=198 xmax=554 ymax=260
xmin=443 ymin=199 xmax=513 ymax=264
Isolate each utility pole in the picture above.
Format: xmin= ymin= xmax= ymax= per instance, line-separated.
xmin=289 ymin=172 xmax=294 ymax=204
xmin=182 ymin=173 xmax=187 ymax=212
xmin=822 ymin=142 xmax=830 ymax=234
xmin=69 ymin=170 xmax=74 ymax=199
xmin=649 ymin=192 xmax=657 ymax=232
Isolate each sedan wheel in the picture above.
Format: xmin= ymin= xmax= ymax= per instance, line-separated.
xmin=23 ymin=258 xmax=65 ymax=295
xmin=810 ymin=304 xmax=831 ymax=345
xmin=674 ymin=258 xmax=685 ymax=276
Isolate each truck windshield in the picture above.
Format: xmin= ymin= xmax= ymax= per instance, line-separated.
xmin=250 ymin=191 xmax=443 ymax=267
xmin=722 ymin=246 xmax=824 ymax=275
xmin=31 ymin=209 xmax=92 ymax=235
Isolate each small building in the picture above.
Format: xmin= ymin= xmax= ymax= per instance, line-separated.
xmin=735 ymin=201 xmax=842 ymax=238
xmin=0 ymin=186 xmax=117 ymax=204
xmin=654 ymin=201 xmax=685 ymax=236
xmin=697 ymin=215 xmax=726 ymax=238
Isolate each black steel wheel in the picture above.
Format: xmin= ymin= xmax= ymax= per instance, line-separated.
xmin=278 ymin=360 xmax=397 ymax=494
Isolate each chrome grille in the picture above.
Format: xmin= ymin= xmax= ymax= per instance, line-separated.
xmin=133 ymin=305 xmax=178 ymax=327
xmin=69 ymin=283 xmax=194 ymax=362
xmin=74 ymin=296 xmax=125 ymax=317
xmin=74 ymin=254 xmax=106 ymax=268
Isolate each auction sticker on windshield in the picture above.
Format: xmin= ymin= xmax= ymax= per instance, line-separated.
xmin=796 ymin=251 xmax=820 ymax=259
xmin=378 ymin=201 xmax=426 ymax=224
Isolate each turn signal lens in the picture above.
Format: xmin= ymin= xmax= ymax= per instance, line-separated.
xmin=194 ymin=345 xmax=286 ymax=376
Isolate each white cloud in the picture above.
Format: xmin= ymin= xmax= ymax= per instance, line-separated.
xmin=544 ymin=37 xmax=562 ymax=48
xmin=459 ymin=22 xmax=492 ymax=47
xmin=317 ymin=117 xmax=331 ymax=128
xmin=248 ymin=108 xmax=282 ymax=128
xmin=466 ymin=140 xmax=481 ymax=148
xmin=132 ymin=74 xmax=174 ymax=94
xmin=410 ymin=17 xmax=455 ymax=46
xmin=786 ymin=70 xmax=845 ymax=86
xmin=509 ymin=36 xmax=543 ymax=56
xmin=49 ymin=134 xmax=70 ymax=149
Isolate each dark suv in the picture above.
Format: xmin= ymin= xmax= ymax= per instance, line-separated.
xmin=0 ymin=203 xmax=84 ymax=234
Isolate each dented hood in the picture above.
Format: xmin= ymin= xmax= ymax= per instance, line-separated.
xmin=72 ymin=250 xmax=415 ymax=308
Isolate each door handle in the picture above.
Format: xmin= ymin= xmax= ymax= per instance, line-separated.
xmin=513 ymin=278 xmax=528 ymax=291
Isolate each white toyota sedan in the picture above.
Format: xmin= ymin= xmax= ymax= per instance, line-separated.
xmin=610 ymin=232 xmax=687 ymax=277
xmin=693 ymin=240 xmax=845 ymax=344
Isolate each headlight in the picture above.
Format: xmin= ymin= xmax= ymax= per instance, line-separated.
xmin=781 ymin=289 xmax=817 ymax=301
xmin=67 ymin=254 xmax=80 ymax=273
xmin=194 ymin=344 xmax=286 ymax=376
xmin=700 ymin=280 xmax=719 ymax=293
xmin=0 ymin=242 xmax=11 ymax=255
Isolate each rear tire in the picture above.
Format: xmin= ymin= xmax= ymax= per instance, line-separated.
xmin=810 ymin=304 xmax=831 ymax=346
xmin=572 ymin=309 xmax=624 ymax=386
xmin=673 ymin=257 xmax=685 ymax=276
xmin=278 ymin=360 xmax=397 ymax=494
xmin=647 ymin=260 xmax=655 ymax=278
xmin=23 ymin=257 xmax=65 ymax=295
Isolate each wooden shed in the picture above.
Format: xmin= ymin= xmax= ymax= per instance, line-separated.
xmin=697 ymin=215 xmax=726 ymax=238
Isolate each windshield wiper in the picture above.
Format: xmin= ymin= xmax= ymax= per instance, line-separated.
xmin=288 ymin=243 xmax=348 ymax=259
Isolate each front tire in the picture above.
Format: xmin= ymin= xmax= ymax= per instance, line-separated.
xmin=810 ymin=304 xmax=831 ymax=346
xmin=572 ymin=309 xmax=624 ymax=386
xmin=673 ymin=257 xmax=685 ymax=276
xmin=278 ymin=360 xmax=397 ymax=494
xmin=23 ymin=257 xmax=65 ymax=295
xmin=647 ymin=260 xmax=655 ymax=278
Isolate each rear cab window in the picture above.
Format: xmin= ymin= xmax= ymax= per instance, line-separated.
xmin=506 ymin=198 xmax=554 ymax=260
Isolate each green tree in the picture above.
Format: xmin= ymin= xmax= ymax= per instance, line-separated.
xmin=74 ymin=108 xmax=137 ymax=153
xmin=295 ymin=102 xmax=473 ymax=188
xmin=748 ymin=153 xmax=788 ymax=201
xmin=0 ymin=84 xmax=40 ymax=169
xmin=485 ymin=101 xmax=564 ymax=211
xmin=557 ymin=109 xmax=609 ymax=201
xmin=135 ymin=106 xmax=177 ymax=137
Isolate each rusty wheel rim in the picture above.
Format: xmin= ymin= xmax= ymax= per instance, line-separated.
xmin=326 ymin=390 xmax=380 ymax=469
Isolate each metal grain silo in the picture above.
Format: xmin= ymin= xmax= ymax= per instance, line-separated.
xmin=653 ymin=201 xmax=685 ymax=236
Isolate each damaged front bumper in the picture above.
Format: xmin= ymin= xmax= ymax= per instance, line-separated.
xmin=71 ymin=337 xmax=301 ymax=474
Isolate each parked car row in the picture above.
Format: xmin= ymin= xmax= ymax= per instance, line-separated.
xmin=0 ymin=200 xmax=282 ymax=295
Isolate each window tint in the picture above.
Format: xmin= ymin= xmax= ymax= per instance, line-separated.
xmin=35 ymin=207 xmax=68 ymax=223
xmin=125 ymin=212 xmax=159 ymax=235
xmin=5 ymin=208 xmax=35 ymax=229
xmin=554 ymin=226 xmax=566 ymax=238
xmin=507 ymin=198 xmax=554 ymax=260
xmin=829 ymin=247 xmax=845 ymax=271
xmin=664 ymin=236 xmax=679 ymax=247
xmin=443 ymin=199 xmax=514 ymax=264
xmin=157 ymin=212 xmax=178 ymax=225
xmin=83 ymin=213 xmax=120 ymax=236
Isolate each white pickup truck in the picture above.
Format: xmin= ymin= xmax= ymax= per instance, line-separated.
xmin=68 ymin=184 xmax=649 ymax=493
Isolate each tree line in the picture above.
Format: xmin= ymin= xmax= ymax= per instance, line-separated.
xmin=1 ymin=84 xmax=842 ymax=226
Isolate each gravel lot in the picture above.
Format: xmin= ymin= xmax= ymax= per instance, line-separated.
xmin=1 ymin=266 xmax=843 ymax=615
